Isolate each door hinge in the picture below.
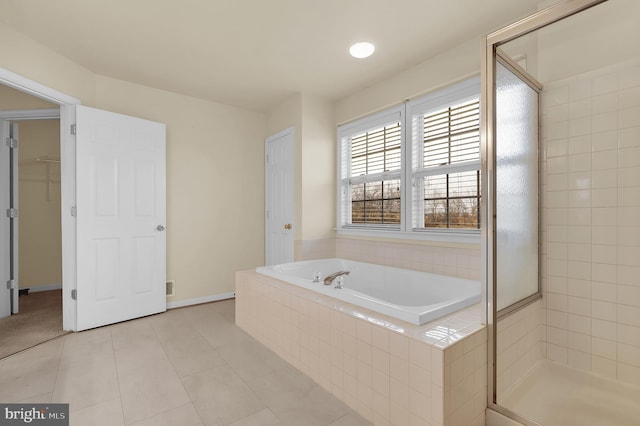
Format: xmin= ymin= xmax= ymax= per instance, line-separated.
xmin=5 ymin=137 xmax=17 ymax=148
xmin=70 ymin=124 xmax=77 ymax=135
xmin=71 ymin=206 xmax=77 ymax=217
xmin=6 ymin=208 xmax=17 ymax=218
xmin=6 ymin=280 xmax=16 ymax=290
xmin=71 ymin=289 xmax=77 ymax=300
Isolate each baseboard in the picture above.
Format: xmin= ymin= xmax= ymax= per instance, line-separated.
xmin=166 ymin=292 xmax=235 ymax=309
xmin=21 ymin=283 xmax=62 ymax=293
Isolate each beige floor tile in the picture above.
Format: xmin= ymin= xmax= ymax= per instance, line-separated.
xmin=129 ymin=403 xmax=203 ymax=426
xmin=328 ymin=413 xmax=373 ymax=426
xmin=149 ymin=308 xmax=200 ymax=342
xmin=1 ymin=301 xmax=370 ymax=426
xmin=118 ymin=370 xmax=192 ymax=424
xmin=52 ymin=356 xmax=120 ymax=411
xmin=161 ymin=334 xmax=227 ymax=378
xmin=0 ymin=339 xmax=63 ymax=402
xmin=210 ymin=299 xmax=236 ymax=323
xmin=58 ymin=328 xmax=113 ymax=371
xmin=15 ymin=392 xmax=52 ymax=403
xmin=196 ymin=321 xmax=252 ymax=349
xmin=228 ymin=408 xmax=282 ymax=426
xmin=115 ymin=344 xmax=175 ymax=382
xmin=181 ymin=364 xmax=265 ymax=425
xmin=110 ymin=318 xmax=161 ymax=353
xmin=217 ymin=338 xmax=289 ymax=381
xmin=69 ymin=397 xmax=124 ymax=426
xmin=248 ymin=366 xmax=350 ymax=426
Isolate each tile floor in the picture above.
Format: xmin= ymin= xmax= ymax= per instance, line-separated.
xmin=0 ymin=299 xmax=371 ymax=426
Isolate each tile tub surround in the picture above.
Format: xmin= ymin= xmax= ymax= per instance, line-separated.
xmin=236 ymin=270 xmax=487 ymax=426
xmin=336 ymin=238 xmax=481 ymax=282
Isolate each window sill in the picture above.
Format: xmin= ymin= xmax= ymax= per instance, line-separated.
xmin=335 ymin=227 xmax=481 ymax=246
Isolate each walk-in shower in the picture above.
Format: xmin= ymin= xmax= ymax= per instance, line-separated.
xmin=483 ymin=0 xmax=640 ymax=425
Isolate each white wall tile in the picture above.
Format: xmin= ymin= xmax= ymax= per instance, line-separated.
xmin=619 ymin=127 xmax=640 ymax=149
xmin=592 ymin=130 xmax=618 ymax=152
xmin=591 ymin=169 xmax=617 ymax=189
xmin=619 ymin=106 xmax=640 ymax=129
xmin=569 ymin=79 xmax=592 ymax=101
xmin=592 ymin=92 xmax=618 ymax=115
xmin=619 ymin=86 xmax=640 ymax=109
xmin=618 ymin=167 xmax=640 ymax=188
xmin=592 ymin=73 xmax=618 ymax=95
xmin=618 ymin=65 xmax=640 ymax=90
xmin=592 ymin=150 xmax=618 ymax=170
xmin=592 ymin=208 xmax=614 ymax=227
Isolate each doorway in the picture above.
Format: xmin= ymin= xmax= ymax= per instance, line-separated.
xmin=265 ymin=127 xmax=295 ymax=266
xmin=0 ymin=85 xmax=66 ymax=358
xmin=1 ymin=65 xmax=167 ymax=338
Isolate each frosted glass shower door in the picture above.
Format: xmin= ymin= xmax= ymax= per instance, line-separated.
xmin=495 ymin=61 xmax=540 ymax=312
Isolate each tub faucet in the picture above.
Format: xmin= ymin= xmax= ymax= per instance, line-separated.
xmin=324 ymin=270 xmax=350 ymax=286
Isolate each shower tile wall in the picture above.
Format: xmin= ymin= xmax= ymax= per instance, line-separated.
xmin=541 ymin=59 xmax=640 ymax=386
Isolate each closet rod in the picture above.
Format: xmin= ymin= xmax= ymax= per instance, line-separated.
xmin=36 ymin=156 xmax=60 ymax=163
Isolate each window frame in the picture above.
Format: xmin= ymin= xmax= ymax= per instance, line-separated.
xmin=336 ymin=76 xmax=481 ymax=243
xmin=407 ymin=76 xmax=482 ymax=232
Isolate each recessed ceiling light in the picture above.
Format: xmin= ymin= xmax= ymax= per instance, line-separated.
xmin=349 ymin=42 xmax=375 ymax=59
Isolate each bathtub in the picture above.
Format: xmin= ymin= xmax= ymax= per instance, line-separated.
xmin=256 ymin=258 xmax=480 ymax=325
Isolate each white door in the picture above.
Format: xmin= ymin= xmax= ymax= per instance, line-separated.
xmin=265 ymin=128 xmax=295 ymax=266
xmin=75 ymin=105 xmax=166 ymax=331
xmin=0 ymin=120 xmax=10 ymax=318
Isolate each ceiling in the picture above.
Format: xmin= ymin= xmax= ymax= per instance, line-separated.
xmin=0 ymin=0 xmax=543 ymax=112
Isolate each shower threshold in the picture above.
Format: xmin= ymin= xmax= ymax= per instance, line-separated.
xmin=500 ymin=360 xmax=640 ymax=426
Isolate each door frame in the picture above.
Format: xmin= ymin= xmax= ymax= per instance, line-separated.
xmin=0 ymin=67 xmax=80 ymax=331
xmin=0 ymin=110 xmax=61 ymax=315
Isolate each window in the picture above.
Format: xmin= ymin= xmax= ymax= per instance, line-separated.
xmin=338 ymin=107 xmax=403 ymax=230
xmin=337 ymin=77 xmax=480 ymax=238
xmin=411 ymin=95 xmax=481 ymax=230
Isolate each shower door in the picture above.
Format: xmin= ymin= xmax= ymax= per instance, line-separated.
xmin=494 ymin=56 xmax=541 ymax=315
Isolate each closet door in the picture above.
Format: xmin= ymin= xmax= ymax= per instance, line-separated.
xmin=75 ymin=105 xmax=166 ymax=331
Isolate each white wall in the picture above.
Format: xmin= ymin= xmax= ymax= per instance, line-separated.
xmin=335 ymin=38 xmax=480 ymax=125
xmin=95 ymin=75 xmax=267 ymax=302
xmin=0 ymin=23 xmax=269 ymax=304
xmin=0 ymin=22 xmax=95 ymax=105
xmin=266 ymin=94 xmax=336 ymax=260
xmin=300 ymin=95 xmax=334 ymax=240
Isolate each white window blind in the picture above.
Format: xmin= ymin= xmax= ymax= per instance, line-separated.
xmin=409 ymin=78 xmax=481 ymax=231
xmin=338 ymin=107 xmax=403 ymax=229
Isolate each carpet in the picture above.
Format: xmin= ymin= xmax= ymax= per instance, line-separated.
xmin=0 ymin=289 xmax=68 ymax=360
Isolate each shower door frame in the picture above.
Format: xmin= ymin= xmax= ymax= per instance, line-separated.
xmin=481 ymin=0 xmax=609 ymax=423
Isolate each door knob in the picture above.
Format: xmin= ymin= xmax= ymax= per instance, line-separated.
xmin=156 ymin=225 xmax=165 ymax=231
xmin=284 ymin=223 xmax=292 ymax=230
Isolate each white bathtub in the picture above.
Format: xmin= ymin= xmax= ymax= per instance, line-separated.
xmin=256 ymin=258 xmax=480 ymax=325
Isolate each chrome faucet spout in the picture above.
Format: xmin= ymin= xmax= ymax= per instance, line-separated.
xmin=324 ymin=270 xmax=350 ymax=286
